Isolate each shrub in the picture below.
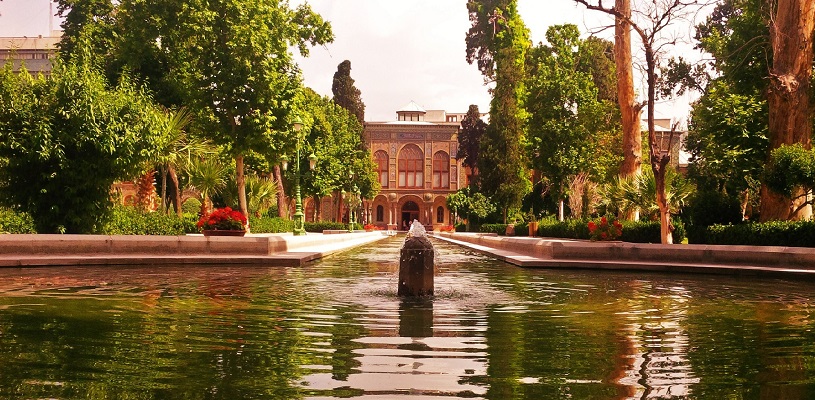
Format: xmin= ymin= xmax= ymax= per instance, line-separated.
xmin=197 ymin=207 xmax=246 ymax=231
xmin=685 ymin=190 xmax=742 ymax=243
xmin=305 ymin=221 xmax=356 ymax=232
xmin=704 ymin=220 xmax=815 ymax=247
xmin=538 ymin=218 xmax=590 ymax=240
xmin=249 ymin=217 xmax=294 ymax=233
xmin=100 ymin=206 xmax=197 ymax=235
xmin=619 ymin=219 xmax=685 ymax=243
xmin=182 ymin=198 xmax=202 ymax=215
xmin=588 ymin=216 xmax=623 ymax=241
xmin=0 ymin=208 xmax=36 ymax=233
xmin=480 ymin=223 xmax=508 ymax=235
xmin=455 ymin=223 xmax=467 ymax=232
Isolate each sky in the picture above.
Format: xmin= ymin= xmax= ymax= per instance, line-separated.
xmin=0 ymin=0 xmax=706 ymax=122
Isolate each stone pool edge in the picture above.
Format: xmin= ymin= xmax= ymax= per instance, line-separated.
xmin=0 ymin=231 xmax=390 ymax=268
xmin=434 ymin=232 xmax=815 ymax=279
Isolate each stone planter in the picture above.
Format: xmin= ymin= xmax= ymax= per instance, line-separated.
xmin=202 ymin=230 xmax=246 ymax=237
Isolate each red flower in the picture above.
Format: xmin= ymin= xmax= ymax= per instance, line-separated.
xmin=198 ymin=207 xmax=246 ymax=231
xmin=588 ymin=221 xmax=597 ymax=233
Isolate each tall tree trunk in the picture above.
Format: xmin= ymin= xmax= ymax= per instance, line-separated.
xmin=160 ymin=164 xmax=168 ymax=213
xmin=615 ymin=0 xmax=642 ymax=221
xmin=168 ymin=165 xmax=182 ymax=217
xmin=759 ymin=0 xmax=815 ymax=221
xmin=236 ymin=155 xmax=249 ymax=231
xmin=273 ymin=165 xmax=287 ymax=218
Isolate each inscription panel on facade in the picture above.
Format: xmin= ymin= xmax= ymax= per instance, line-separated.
xmin=371 ymin=132 xmax=390 ymax=140
xmin=425 ymin=143 xmax=432 ymax=156
xmin=398 ymin=132 xmax=424 ymax=140
xmin=450 ymin=142 xmax=457 ymax=158
xmin=451 ymin=166 xmax=458 ymax=183
xmin=433 ymin=133 xmax=451 ymax=141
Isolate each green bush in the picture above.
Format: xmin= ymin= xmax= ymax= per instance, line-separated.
xmin=182 ymin=198 xmax=202 ymax=215
xmin=249 ymin=217 xmax=294 ymax=233
xmin=0 ymin=208 xmax=36 ymax=233
xmin=304 ymin=221 xmax=357 ymax=232
xmin=537 ymin=218 xmax=590 ymax=240
xmin=100 ymin=206 xmax=197 ymax=235
xmin=616 ymin=219 xmax=685 ymax=243
xmin=455 ymin=223 xmax=467 ymax=232
xmin=685 ymin=190 xmax=742 ymax=243
xmin=480 ymin=223 xmax=508 ymax=235
xmin=704 ymin=220 xmax=815 ymax=247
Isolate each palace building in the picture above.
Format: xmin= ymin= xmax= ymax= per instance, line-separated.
xmin=363 ymin=101 xmax=471 ymax=231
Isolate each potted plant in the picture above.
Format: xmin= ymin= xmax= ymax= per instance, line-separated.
xmin=197 ymin=207 xmax=247 ymax=236
xmin=363 ymin=224 xmax=377 ymax=232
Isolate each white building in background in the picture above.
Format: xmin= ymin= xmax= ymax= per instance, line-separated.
xmin=0 ymin=34 xmax=61 ymax=76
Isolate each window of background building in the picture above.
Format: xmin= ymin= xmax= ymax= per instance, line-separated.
xmin=398 ymin=145 xmax=424 ymax=188
xmin=437 ymin=206 xmax=444 ymax=223
xmin=432 ymin=151 xmax=450 ymax=189
xmin=375 ymin=150 xmax=389 ymax=188
xmin=376 ymin=205 xmax=384 ymax=222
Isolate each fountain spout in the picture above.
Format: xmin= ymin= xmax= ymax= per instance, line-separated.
xmin=398 ymin=220 xmax=435 ymax=296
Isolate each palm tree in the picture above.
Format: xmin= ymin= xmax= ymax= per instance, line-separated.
xmin=223 ymin=174 xmax=279 ymax=217
xmin=602 ymin=167 xmax=695 ymax=220
xmin=187 ymin=157 xmax=228 ymax=216
xmin=153 ymin=107 xmax=215 ymax=216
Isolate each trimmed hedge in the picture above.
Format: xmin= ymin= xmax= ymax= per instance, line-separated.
xmin=0 ymin=208 xmax=36 ymax=234
xmin=100 ymin=206 xmax=197 ymax=235
xmin=249 ymin=217 xmax=294 ymax=233
xmin=702 ymin=220 xmax=815 ymax=247
xmin=304 ymin=221 xmax=360 ymax=232
xmin=477 ymin=218 xmax=686 ymax=243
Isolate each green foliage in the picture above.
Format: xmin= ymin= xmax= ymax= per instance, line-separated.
xmin=601 ymin=167 xmax=695 ymax=219
xmin=304 ymin=221 xmax=353 ymax=233
xmin=684 ymin=190 xmax=744 ymax=243
xmin=331 ymin=60 xmax=365 ymax=123
xmin=447 ymin=187 xmax=495 ymax=229
xmin=223 ymin=174 xmax=279 ymax=218
xmin=0 ymin=60 xmax=169 ymax=233
xmin=0 ymin=208 xmax=36 ymax=234
xmin=248 ymin=216 xmax=293 ymax=234
xmin=467 ymin=0 xmax=531 ymax=218
xmin=537 ymin=218 xmax=590 ymax=240
xmin=458 ymin=104 xmax=487 ymax=171
xmin=764 ymin=144 xmax=815 ymax=198
xmin=100 ymin=206 xmax=196 ymax=235
xmin=620 ymin=219 xmax=685 ymax=244
xmin=686 ymin=80 xmax=768 ymax=195
xmin=181 ymin=198 xmax=202 ymax=215
xmin=703 ymin=220 xmax=815 ymax=247
xmin=526 ymin=24 xmax=622 ymax=200
xmin=296 ymin=88 xmax=378 ymax=201
xmin=480 ymin=223 xmax=510 ymax=235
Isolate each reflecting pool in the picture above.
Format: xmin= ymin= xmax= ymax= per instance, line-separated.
xmin=0 ymin=236 xmax=814 ymax=399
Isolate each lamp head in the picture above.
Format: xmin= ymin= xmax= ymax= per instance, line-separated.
xmin=280 ymin=154 xmax=289 ymax=171
xmin=292 ymin=115 xmax=303 ymax=133
xmin=308 ymin=153 xmax=317 ymax=170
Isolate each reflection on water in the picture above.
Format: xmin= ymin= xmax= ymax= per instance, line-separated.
xmin=0 ymin=236 xmax=814 ymax=399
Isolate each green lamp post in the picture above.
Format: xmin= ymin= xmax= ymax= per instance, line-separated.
xmin=348 ymin=171 xmax=359 ymax=233
xmin=281 ymin=116 xmax=317 ymax=236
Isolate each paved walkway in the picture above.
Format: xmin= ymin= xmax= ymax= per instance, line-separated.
xmin=434 ymin=232 xmax=815 ymax=279
xmin=0 ymin=231 xmax=392 ymax=267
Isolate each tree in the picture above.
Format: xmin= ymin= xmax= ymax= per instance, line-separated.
xmin=0 ymin=61 xmax=168 ymax=233
xmin=763 ymin=143 xmax=815 ymax=217
xmin=295 ymin=88 xmax=378 ymax=222
xmin=446 ymin=187 xmax=495 ymax=231
xmin=114 ymin=0 xmax=333 ymax=227
xmin=575 ymin=0 xmax=704 ymax=244
xmin=466 ymin=0 xmax=531 ymax=222
xmin=331 ymin=60 xmax=365 ymax=124
xmin=457 ymin=104 xmax=487 ymax=177
xmin=613 ymin=0 xmax=644 ymax=221
xmin=759 ymin=0 xmax=815 ymax=221
xmin=525 ymin=24 xmax=622 ymax=219
xmin=55 ymin=0 xmax=116 ymax=65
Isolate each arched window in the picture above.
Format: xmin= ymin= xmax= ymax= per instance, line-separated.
xmin=432 ymin=151 xmax=450 ymax=189
xmin=437 ymin=206 xmax=445 ymax=223
xmin=398 ymin=144 xmax=424 ymax=188
xmin=375 ymin=150 xmax=389 ymax=188
xmin=376 ymin=205 xmax=384 ymax=222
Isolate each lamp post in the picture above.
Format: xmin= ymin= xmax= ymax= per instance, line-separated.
xmin=280 ymin=116 xmax=317 ymax=236
xmin=347 ymin=171 xmax=359 ymax=232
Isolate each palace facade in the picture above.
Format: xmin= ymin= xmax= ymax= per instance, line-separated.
xmin=363 ymin=101 xmax=470 ymax=230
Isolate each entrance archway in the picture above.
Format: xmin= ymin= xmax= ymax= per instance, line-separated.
xmin=400 ymin=201 xmax=420 ymax=230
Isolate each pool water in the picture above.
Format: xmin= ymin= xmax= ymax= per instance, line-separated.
xmin=0 ymin=236 xmax=813 ymax=399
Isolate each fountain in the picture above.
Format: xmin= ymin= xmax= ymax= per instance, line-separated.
xmin=398 ymin=220 xmax=434 ymax=296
